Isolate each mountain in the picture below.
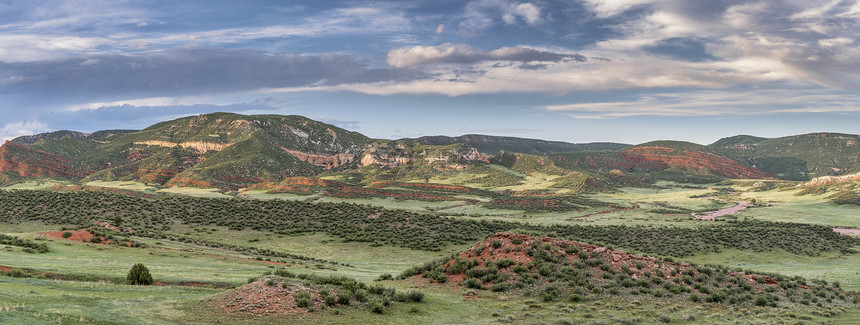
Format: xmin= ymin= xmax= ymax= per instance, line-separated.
xmin=551 ymin=140 xmax=772 ymax=182
xmin=0 ymin=113 xmax=495 ymax=189
xmin=4 ymin=115 xmax=856 ymax=189
xmin=405 ymin=134 xmax=628 ymax=155
xmin=12 ymin=130 xmax=90 ymax=144
xmin=710 ymin=132 xmax=860 ymax=181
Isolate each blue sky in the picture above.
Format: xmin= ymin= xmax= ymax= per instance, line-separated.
xmin=1 ymin=0 xmax=859 ymax=144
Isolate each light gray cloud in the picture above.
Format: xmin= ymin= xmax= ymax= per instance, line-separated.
xmin=0 ymin=46 xmax=421 ymax=103
xmin=0 ymin=121 xmax=51 ymax=142
xmin=386 ymin=43 xmax=585 ymax=67
xmin=458 ymin=0 xmax=544 ymax=36
xmin=542 ymin=86 xmax=860 ymax=119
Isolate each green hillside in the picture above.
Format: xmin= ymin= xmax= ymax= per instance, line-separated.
xmin=407 ymin=134 xmax=628 ymax=155
xmin=712 ymin=132 xmax=860 ymax=180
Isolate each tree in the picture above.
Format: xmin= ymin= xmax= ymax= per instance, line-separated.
xmin=127 ymin=263 xmax=154 ymax=285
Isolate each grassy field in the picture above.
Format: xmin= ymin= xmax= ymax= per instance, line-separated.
xmin=0 ymin=276 xmax=219 ymax=325
xmin=1 ymin=178 xmax=859 ymax=324
xmin=165 ymin=223 xmax=470 ymax=281
xmin=739 ymin=188 xmax=860 ymax=227
xmin=687 ymin=247 xmax=860 ymax=291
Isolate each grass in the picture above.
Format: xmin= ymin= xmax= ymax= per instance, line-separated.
xmin=0 ymin=180 xmax=68 ymax=190
xmin=592 ymin=186 xmax=730 ymax=211
xmin=156 ymin=187 xmax=233 ymax=199
xmin=84 ymin=180 xmax=160 ymax=191
xmin=740 ymin=188 xmax=860 ymax=227
xmin=165 ymin=224 xmax=470 ymax=281
xmin=1 ymin=231 xmax=289 ymax=285
xmin=687 ymin=247 xmax=860 ymax=291
xmin=0 ymin=276 xmax=219 ymax=324
xmin=1 ymin=179 xmax=859 ymax=324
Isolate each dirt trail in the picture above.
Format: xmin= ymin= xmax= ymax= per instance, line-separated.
xmin=692 ymin=201 xmax=749 ymax=220
xmin=833 ymin=228 xmax=860 ymax=236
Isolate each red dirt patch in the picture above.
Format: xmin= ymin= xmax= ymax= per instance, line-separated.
xmin=0 ymin=265 xmax=13 ymax=272
xmin=211 ymin=276 xmax=338 ymax=316
xmin=42 ymin=228 xmax=132 ymax=246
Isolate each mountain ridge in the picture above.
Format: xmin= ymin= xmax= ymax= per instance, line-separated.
xmin=2 ymin=113 xmax=856 ymax=189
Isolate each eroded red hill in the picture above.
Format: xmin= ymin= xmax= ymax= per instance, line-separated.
xmin=620 ymin=146 xmax=772 ymax=179
xmin=0 ymin=141 xmax=90 ymax=182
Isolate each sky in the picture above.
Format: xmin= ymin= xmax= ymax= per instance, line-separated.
xmin=1 ymin=0 xmax=859 ymax=145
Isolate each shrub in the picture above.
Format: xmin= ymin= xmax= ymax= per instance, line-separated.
xmin=407 ymin=290 xmax=424 ymax=303
xmin=369 ymin=297 xmax=385 ymax=314
xmin=337 ymin=292 xmax=351 ymax=305
xmin=465 ymin=278 xmax=482 ymax=289
xmin=376 ymin=273 xmax=393 ymax=281
xmin=61 ymin=232 xmax=73 ymax=239
xmin=490 ymin=283 xmax=509 ymax=292
xmin=491 ymin=239 xmax=502 ymax=249
xmin=511 ymin=237 xmax=523 ymax=245
xmin=126 ymin=263 xmax=153 ymax=285
xmin=324 ymin=295 xmax=337 ymax=306
xmin=568 ymin=293 xmax=583 ymax=302
xmin=295 ymin=291 xmax=312 ymax=308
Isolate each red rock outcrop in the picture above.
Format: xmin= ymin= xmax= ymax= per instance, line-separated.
xmin=281 ymin=148 xmax=355 ymax=169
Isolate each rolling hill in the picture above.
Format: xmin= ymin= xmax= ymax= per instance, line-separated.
xmin=3 ymin=114 xmax=858 ymax=191
xmin=711 ymin=133 xmax=860 ymax=180
xmin=406 ymin=134 xmax=628 ymax=155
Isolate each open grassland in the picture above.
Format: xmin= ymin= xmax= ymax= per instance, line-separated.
xmin=0 ymin=277 xmax=219 ymax=325
xmin=1 ymin=233 xmax=279 ymax=285
xmin=0 ymin=179 xmax=858 ymax=324
xmin=156 ymin=186 xmax=234 ymax=199
xmin=84 ymin=180 xmax=159 ymax=192
xmin=591 ymin=185 xmax=731 ymax=211
xmin=687 ymin=248 xmax=860 ymax=291
xmin=740 ymin=188 xmax=860 ymax=227
xmin=165 ymin=223 xmax=470 ymax=281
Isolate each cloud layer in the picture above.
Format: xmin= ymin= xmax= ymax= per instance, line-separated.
xmin=386 ymin=43 xmax=586 ymax=67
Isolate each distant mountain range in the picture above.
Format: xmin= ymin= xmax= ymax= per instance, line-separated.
xmin=404 ymin=134 xmax=629 ymax=156
xmin=2 ymin=113 xmax=858 ymax=189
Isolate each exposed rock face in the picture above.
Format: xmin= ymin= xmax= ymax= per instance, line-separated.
xmin=799 ymin=173 xmax=860 ymax=187
xmin=281 ymin=148 xmax=355 ymax=169
xmin=360 ymin=153 xmax=414 ymax=168
xmin=134 ymin=140 xmax=230 ymax=153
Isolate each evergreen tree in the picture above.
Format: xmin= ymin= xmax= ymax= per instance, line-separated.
xmin=127 ymin=263 xmax=154 ymax=285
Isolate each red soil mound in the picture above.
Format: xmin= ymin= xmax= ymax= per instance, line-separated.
xmin=420 ymin=233 xmax=800 ymax=293
xmin=42 ymin=227 xmax=132 ymax=246
xmin=211 ymin=276 xmax=331 ymax=316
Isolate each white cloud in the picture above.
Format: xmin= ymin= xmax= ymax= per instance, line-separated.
xmin=0 ymin=4 xmax=413 ymax=62
xmin=459 ymin=0 xmax=543 ymax=35
xmin=582 ymin=0 xmax=656 ymax=18
xmin=386 ymin=43 xmax=584 ymax=67
xmin=65 ymin=96 xmax=219 ymax=112
xmin=503 ymin=3 xmax=541 ymax=25
xmin=0 ymin=121 xmax=51 ymax=142
xmin=435 ymin=24 xmax=445 ymax=34
xmin=541 ymin=87 xmax=860 ymax=119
